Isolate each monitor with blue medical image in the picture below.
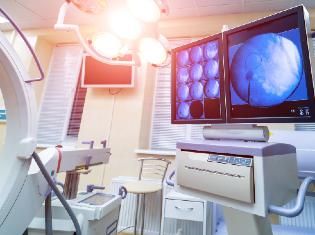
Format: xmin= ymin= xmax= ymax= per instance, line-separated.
xmin=224 ymin=5 xmax=315 ymax=123
xmin=171 ymin=33 xmax=226 ymax=124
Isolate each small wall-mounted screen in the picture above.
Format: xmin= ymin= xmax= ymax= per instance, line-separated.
xmin=224 ymin=6 xmax=315 ymax=123
xmin=171 ymin=34 xmax=226 ymax=124
xmin=82 ymin=54 xmax=134 ymax=88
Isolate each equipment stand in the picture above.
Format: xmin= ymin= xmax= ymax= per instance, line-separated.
xmin=223 ymin=206 xmax=273 ymax=235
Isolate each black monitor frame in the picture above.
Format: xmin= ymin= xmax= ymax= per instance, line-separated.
xmin=223 ymin=5 xmax=315 ymax=123
xmin=171 ymin=33 xmax=226 ymax=124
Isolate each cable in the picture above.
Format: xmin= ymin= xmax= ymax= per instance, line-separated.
xmin=32 ymin=152 xmax=82 ymax=235
xmin=45 ymin=193 xmax=53 ymax=235
xmin=118 ymin=225 xmax=134 ymax=233
xmin=0 ymin=8 xmax=44 ymax=83
xmin=101 ymin=94 xmax=116 ymax=186
xmin=109 ymin=88 xmax=122 ymax=95
xmin=166 ymin=170 xmax=175 ymax=187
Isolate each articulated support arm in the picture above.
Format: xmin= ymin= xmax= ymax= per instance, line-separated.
xmin=268 ymin=176 xmax=314 ymax=217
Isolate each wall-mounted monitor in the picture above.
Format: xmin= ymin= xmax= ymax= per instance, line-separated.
xmin=224 ymin=5 xmax=315 ymax=123
xmin=81 ymin=54 xmax=134 ymax=88
xmin=171 ymin=33 xmax=226 ymax=124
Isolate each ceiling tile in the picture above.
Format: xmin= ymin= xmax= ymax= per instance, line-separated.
xmin=196 ymin=0 xmax=242 ymax=7
xmin=167 ymin=7 xmax=200 ymax=18
xmin=15 ymin=0 xmax=64 ymax=20
xmin=243 ymin=0 xmax=295 ymax=13
xmin=198 ymin=4 xmax=244 ymax=16
xmin=168 ymin=0 xmax=197 ymax=9
xmin=1 ymin=0 xmax=42 ymax=21
xmin=296 ymin=0 xmax=315 ymax=8
xmin=244 ymin=0 xmax=273 ymax=3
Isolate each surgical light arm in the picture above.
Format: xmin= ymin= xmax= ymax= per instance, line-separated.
xmin=54 ymin=2 xmax=136 ymax=66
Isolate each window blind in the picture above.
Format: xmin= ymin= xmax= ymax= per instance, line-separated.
xmin=67 ymin=69 xmax=87 ymax=137
xmin=150 ymin=39 xmax=202 ymax=150
xmin=37 ymin=45 xmax=83 ymax=145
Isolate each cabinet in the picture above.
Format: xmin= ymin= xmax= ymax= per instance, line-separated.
xmin=161 ymin=190 xmax=214 ymax=235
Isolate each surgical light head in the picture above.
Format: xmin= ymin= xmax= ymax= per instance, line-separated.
xmin=56 ymin=0 xmax=169 ymax=66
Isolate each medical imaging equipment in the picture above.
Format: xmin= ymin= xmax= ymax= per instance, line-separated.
xmin=0 ymin=7 xmax=123 ymax=235
xmin=28 ymin=192 xmax=121 ymax=235
xmin=171 ymin=33 xmax=226 ymax=124
xmin=28 ymin=145 xmax=122 ymax=235
xmin=224 ymin=5 xmax=315 ymax=123
xmin=172 ymin=5 xmax=315 ymax=124
xmin=169 ymin=5 xmax=315 ymax=235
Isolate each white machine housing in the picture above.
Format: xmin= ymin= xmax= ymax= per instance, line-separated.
xmin=28 ymin=192 xmax=121 ymax=235
xmin=175 ymin=140 xmax=299 ymax=217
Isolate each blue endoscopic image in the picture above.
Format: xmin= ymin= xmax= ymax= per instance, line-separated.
xmin=177 ymin=50 xmax=190 ymax=67
xmin=204 ymin=41 xmax=218 ymax=60
xmin=190 ymin=82 xmax=204 ymax=100
xmin=190 ymin=46 xmax=203 ymax=63
xmin=190 ymin=64 xmax=203 ymax=81
xmin=230 ymin=32 xmax=303 ymax=107
xmin=204 ymin=59 xmax=219 ymax=79
xmin=177 ymin=84 xmax=189 ymax=101
xmin=177 ymin=67 xmax=189 ymax=83
xmin=177 ymin=102 xmax=190 ymax=119
xmin=205 ymin=79 xmax=220 ymax=98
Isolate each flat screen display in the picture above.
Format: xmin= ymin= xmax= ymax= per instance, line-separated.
xmin=171 ymin=34 xmax=226 ymax=124
xmin=82 ymin=54 xmax=134 ymax=88
xmin=224 ymin=6 xmax=315 ymax=123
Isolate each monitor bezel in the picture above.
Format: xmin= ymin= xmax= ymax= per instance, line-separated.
xmin=223 ymin=5 xmax=315 ymax=123
xmin=171 ymin=33 xmax=226 ymax=124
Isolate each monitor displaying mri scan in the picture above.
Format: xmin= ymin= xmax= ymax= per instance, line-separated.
xmin=171 ymin=34 xmax=226 ymax=124
xmin=224 ymin=5 xmax=315 ymax=123
xmin=171 ymin=5 xmax=315 ymax=124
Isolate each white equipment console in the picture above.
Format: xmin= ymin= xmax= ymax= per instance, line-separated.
xmin=28 ymin=192 xmax=121 ymax=235
xmin=175 ymin=127 xmax=300 ymax=235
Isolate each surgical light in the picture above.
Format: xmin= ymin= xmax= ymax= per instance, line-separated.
xmin=126 ymin=0 xmax=161 ymax=23
xmin=109 ymin=10 xmax=141 ymax=40
xmin=55 ymin=0 xmax=169 ymax=66
xmin=139 ymin=37 xmax=167 ymax=65
xmin=92 ymin=32 xmax=122 ymax=58
xmin=71 ymin=0 xmax=107 ymax=14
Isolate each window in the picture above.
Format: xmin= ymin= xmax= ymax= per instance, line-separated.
xmin=37 ymin=45 xmax=84 ymax=146
xmin=67 ymin=72 xmax=87 ymax=137
xmin=150 ymin=39 xmax=204 ymax=150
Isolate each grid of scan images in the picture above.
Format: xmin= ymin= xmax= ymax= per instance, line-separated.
xmin=175 ymin=40 xmax=221 ymax=121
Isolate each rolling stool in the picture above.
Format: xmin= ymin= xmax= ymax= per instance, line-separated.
xmin=123 ymin=157 xmax=171 ymax=235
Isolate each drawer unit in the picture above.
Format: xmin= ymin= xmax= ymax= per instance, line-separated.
xmin=164 ymin=199 xmax=204 ymax=222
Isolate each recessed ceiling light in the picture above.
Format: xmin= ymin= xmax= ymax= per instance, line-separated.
xmin=0 ymin=15 xmax=9 ymax=24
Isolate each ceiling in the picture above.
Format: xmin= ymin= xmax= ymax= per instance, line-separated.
xmin=1 ymin=0 xmax=315 ymax=31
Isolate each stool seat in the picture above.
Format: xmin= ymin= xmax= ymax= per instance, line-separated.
xmin=124 ymin=181 xmax=162 ymax=194
xmin=123 ymin=157 xmax=171 ymax=235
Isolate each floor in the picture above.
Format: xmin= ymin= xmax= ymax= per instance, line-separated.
xmin=215 ymin=221 xmax=315 ymax=235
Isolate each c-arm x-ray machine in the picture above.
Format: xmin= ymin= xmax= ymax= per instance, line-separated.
xmin=0 ymin=8 xmax=115 ymax=235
